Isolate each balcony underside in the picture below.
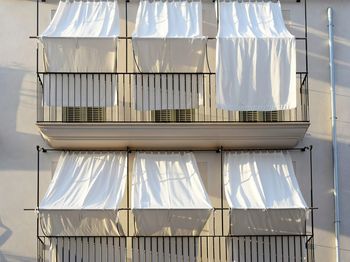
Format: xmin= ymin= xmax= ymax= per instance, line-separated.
xmin=37 ymin=122 xmax=310 ymax=149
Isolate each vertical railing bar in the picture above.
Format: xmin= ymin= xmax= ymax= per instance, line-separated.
xmin=209 ymin=74 xmax=212 ymax=121
xmin=199 ymin=236 xmax=202 ymax=260
xmin=36 ymin=146 xmax=40 ymax=262
xmin=166 ymin=74 xmax=169 ymax=115
xmin=262 ymin=236 xmax=265 ymax=262
xmin=282 ymin=236 xmax=284 ymax=262
xmin=231 ymin=237 xmax=234 ymax=262
xmin=300 ymin=236 xmax=303 ymax=261
xmin=127 ymin=149 xmax=130 ymax=236
xmin=56 ymin=238 xmax=58 ymax=262
xmin=74 ymin=237 xmax=78 ymax=262
xmin=142 ymin=74 xmax=145 ymax=120
xmin=250 ymin=236 xmax=253 ymax=262
xmin=197 ymin=74 xmax=199 ymax=121
xmin=275 ymin=237 xmax=278 ymax=262
xmin=148 ymin=74 xmax=151 ymax=121
xmin=85 ymin=74 xmax=88 ymax=121
xmin=184 ymin=74 xmax=187 ymax=121
xmin=73 ymin=74 xmax=76 ymax=122
xmin=178 ymin=74 xmax=181 ymax=117
xmin=288 ymin=237 xmax=290 ymax=262
xmin=122 ymin=74 xmax=125 ymax=121
xmin=190 ymin=74 xmax=193 ymax=118
xmin=293 ymin=236 xmax=296 ymax=262
xmin=116 ymin=74 xmax=119 ymax=121
xmin=171 ymin=74 xmax=174 ymax=119
xmin=220 ymin=148 xmax=224 ymax=236
xmin=62 ymin=237 xmax=64 ymax=262
xmin=129 ymin=74 xmax=132 ymax=121
xmin=80 ymin=237 xmax=82 ymax=262
xmin=94 ymin=237 xmax=96 ymax=262
xmin=237 ymin=237 xmax=240 ymax=262
xmin=243 ymin=237 xmax=246 ymax=262
xmin=92 ymin=74 xmax=95 ymax=122
xmin=100 ymin=237 xmax=102 ymax=262
xmin=269 ymin=236 xmax=271 ymax=262
xmin=135 ymin=73 xmax=138 ymax=121
xmin=55 ymin=74 xmax=58 ymax=121
xmin=160 ymin=74 xmax=163 ymax=114
xmin=79 ymin=74 xmax=82 ymax=122
xmin=68 ymin=237 xmax=71 ymax=262
xmin=194 ymin=237 xmax=197 ymax=260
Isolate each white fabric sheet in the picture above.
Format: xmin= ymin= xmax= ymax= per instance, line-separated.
xmin=133 ymin=73 xmax=204 ymax=110
xmin=40 ymin=152 xmax=127 ymax=236
xmin=132 ymin=0 xmax=206 ymax=110
xmin=224 ymin=151 xmax=308 ymax=235
xmin=216 ymin=2 xmax=296 ymax=111
xmin=43 ymin=73 xmax=118 ymax=107
xmin=41 ymin=0 xmax=119 ymax=72
xmin=132 ymin=152 xmax=212 ymax=236
xmin=132 ymin=0 xmax=202 ymax=38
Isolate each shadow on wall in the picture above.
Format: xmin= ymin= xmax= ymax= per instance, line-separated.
xmin=0 ymin=65 xmax=45 ymax=171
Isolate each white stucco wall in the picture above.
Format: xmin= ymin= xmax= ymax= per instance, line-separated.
xmin=0 ymin=0 xmax=349 ymax=261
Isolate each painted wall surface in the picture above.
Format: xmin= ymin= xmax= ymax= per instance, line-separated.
xmin=0 ymin=0 xmax=349 ymax=261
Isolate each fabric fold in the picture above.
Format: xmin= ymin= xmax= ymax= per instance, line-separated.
xmin=216 ymin=1 xmax=296 ymax=111
xmin=39 ymin=152 xmax=127 ymax=236
xmin=132 ymin=0 xmax=206 ymax=110
xmin=132 ymin=152 xmax=213 ymax=236
xmin=224 ymin=151 xmax=308 ymax=235
xmin=40 ymin=0 xmax=119 ymax=106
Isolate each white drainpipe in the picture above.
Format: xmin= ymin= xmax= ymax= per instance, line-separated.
xmin=327 ymin=7 xmax=340 ymax=262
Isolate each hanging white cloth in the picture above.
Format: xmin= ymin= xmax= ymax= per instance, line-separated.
xmin=39 ymin=152 xmax=127 ymax=236
xmin=41 ymin=0 xmax=119 ymax=72
xmin=40 ymin=0 xmax=119 ymax=106
xmin=132 ymin=0 xmax=206 ymax=110
xmin=216 ymin=2 xmax=296 ymax=111
xmin=224 ymin=151 xmax=308 ymax=235
xmin=42 ymin=73 xmax=118 ymax=107
xmin=132 ymin=152 xmax=212 ymax=236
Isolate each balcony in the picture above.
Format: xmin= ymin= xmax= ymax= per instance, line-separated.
xmin=35 ymin=0 xmax=310 ymax=149
xmin=36 ymin=71 xmax=309 ymax=149
xmin=35 ymin=147 xmax=315 ymax=261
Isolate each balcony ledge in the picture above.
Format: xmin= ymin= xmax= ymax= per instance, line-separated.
xmin=37 ymin=121 xmax=310 ymax=149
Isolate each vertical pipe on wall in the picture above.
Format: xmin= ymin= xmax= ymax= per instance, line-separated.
xmin=327 ymin=7 xmax=340 ymax=262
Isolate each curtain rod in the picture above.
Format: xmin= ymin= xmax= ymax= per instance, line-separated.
xmin=37 ymin=145 xmax=312 ymax=153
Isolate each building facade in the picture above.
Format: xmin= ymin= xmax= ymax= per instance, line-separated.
xmin=0 ymin=0 xmax=349 ymax=261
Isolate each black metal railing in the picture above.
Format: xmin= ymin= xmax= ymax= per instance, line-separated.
xmin=34 ymin=147 xmax=315 ymax=262
xmin=38 ymin=235 xmax=313 ymax=262
xmin=37 ymin=209 xmax=314 ymax=262
xmin=36 ymin=72 xmax=309 ymax=123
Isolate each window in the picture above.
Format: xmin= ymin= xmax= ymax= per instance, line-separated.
xmin=151 ymin=109 xmax=195 ymax=122
xmin=62 ymin=107 xmax=106 ymax=122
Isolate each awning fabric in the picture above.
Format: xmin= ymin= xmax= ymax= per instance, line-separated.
xmin=39 ymin=152 xmax=127 ymax=236
xmin=40 ymin=0 xmax=119 ymax=106
xmin=132 ymin=152 xmax=212 ymax=236
xmin=216 ymin=2 xmax=296 ymax=111
xmin=42 ymin=73 xmax=118 ymax=107
xmin=41 ymin=0 xmax=119 ymax=72
xmin=224 ymin=151 xmax=308 ymax=235
xmin=132 ymin=0 xmax=206 ymax=110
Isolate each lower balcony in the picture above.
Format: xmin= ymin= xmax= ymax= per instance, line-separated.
xmin=36 ymin=72 xmax=310 ymax=149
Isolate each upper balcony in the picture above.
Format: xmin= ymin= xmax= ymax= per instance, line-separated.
xmin=35 ymin=0 xmax=310 ymax=149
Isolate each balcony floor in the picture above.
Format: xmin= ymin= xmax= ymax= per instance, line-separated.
xmin=37 ymin=122 xmax=310 ymax=149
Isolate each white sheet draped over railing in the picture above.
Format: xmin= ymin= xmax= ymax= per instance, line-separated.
xmin=132 ymin=152 xmax=213 ymax=236
xmin=216 ymin=1 xmax=296 ymax=111
xmin=224 ymin=151 xmax=308 ymax=235
xmin=40 ymin=0 xmax=119 ymax=106
xmin=39 ymin=152 xmax=127 ymax=236
xmin=132 ymin=0 xmax=206 ymax=110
